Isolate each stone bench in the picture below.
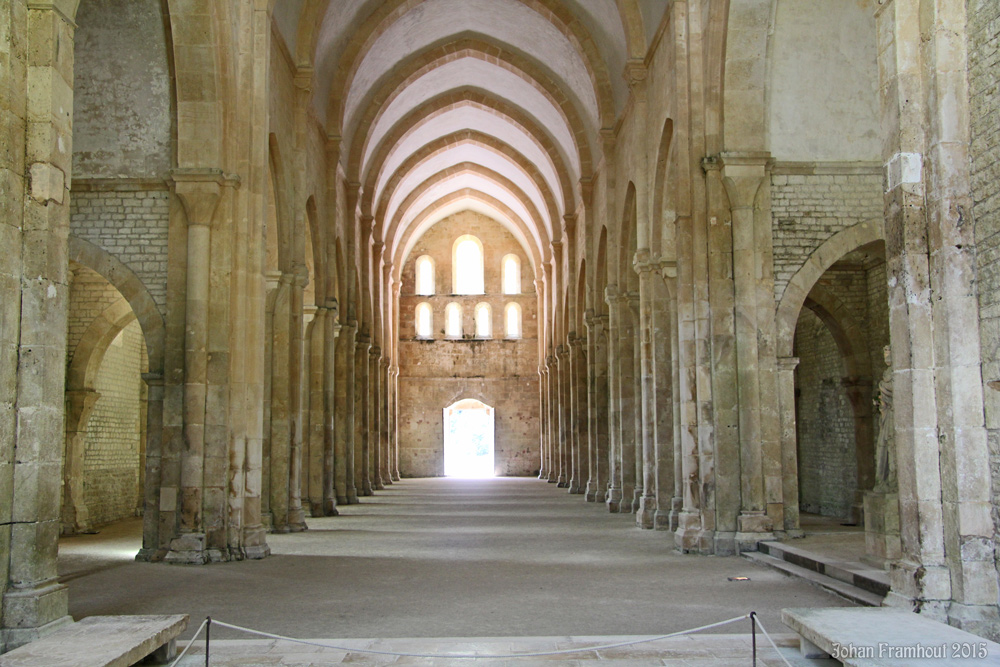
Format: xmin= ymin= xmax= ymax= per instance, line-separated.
xmin=0 ymin=615 xmax=188 ymax=667
xmin=782 ymin=607 xmax=1000 ymax=665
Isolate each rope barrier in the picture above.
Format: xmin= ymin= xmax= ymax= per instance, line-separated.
xmin=167 ymin=618 xmax=208 ymax=667
xmin=165 ymin=613 xmax=790 ymax=662
xmin=752 ymin=614 xmax=797 ymax=667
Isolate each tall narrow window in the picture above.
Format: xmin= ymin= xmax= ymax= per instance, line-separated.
xmin=504 ymin=302 xmax=522 ymax=338
xmin=445 ymin=302 xmax=463 ymax=338
xmin=502 ymin=254 xmax=520 ymax=294
xmin=416 ymin=302 xmax=432 ymax=338
xmin=453 ymin=235 xmax=484 ymax=294
xmin=415 ymin=255 xmax=435 ymax=295
xmin=475 ymin=303 xmax=492 ymax=338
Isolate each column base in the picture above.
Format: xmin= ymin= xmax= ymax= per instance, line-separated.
xmin=886 ymin=558 xmax=951 ymax=620
xmin=361 ymin=481 xmax=373 ymax=496
xmin=654 ymin=509 xmax=672 ymax=530
xmin=374 ymin=478 xmax=385 ymax=491
xmin=735 ymin=511 xmax=775 ymax=552
xmin=568 ymin=480 xmax=583 ymax=494
xmin=1 ymin=610 xmax=73 ymax=653
xmin=861 ymin=491 xmax=900 ymax=569
xmin=674 ymin=512 xmax=709 ymax=553
xmin=584 ymin=484 xmax=598 ymax=502
xmin=391 ymin=471 xmax=401 ymax=482
xmin=713 ymin=531 xmax=736 ymax=556
xmin=163 ymin=533 xmax=211 ymax=565
xmin=948 ymin=603 xmax=1000 ymax=642
xmin=636 ymin=497 xmax=656 ymax=529
xmin=667 ymin=496 xmax=682 ymax=532
xmin=632 ymin=489 xmax=642 ymax=513
xmin=606 ymin=487 xmax=623 ymax=513
xmin=346 ymin=490 xmax=359 ymax=504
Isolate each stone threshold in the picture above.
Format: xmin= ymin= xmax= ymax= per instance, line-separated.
xmin=744 ymin=541 xmax=888 ymax=607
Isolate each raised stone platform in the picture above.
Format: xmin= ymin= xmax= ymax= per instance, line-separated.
xmin=782 ymin=607 xmax=1000 ymax=665
xmin=0 ymin=615 xmax=188 ymax=667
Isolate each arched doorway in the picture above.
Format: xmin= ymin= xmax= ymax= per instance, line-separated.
xmin=443 ymin=400 xmax=495 ymax=478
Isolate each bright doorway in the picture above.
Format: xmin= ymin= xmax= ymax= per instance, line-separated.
xmin=443 ymin=399 xmax=495 ymax=477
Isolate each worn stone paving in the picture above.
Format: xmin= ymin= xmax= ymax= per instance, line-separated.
xmin=60 ymin=478 xmax=852 ymax=646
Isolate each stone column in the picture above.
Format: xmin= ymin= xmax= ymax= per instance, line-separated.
xmin=556 ymin=346 xmax=570 ymax=487
xmin=604 ymin=285 xmax=623 ymax=510
xmin=61 ymin=390 xmax=100 ymax=535
xmin=622 ymin=292 xmax=640 ymax=513
xmin=321 ymin=301 xmax=340 ymax=515
xmin=139 ymin=372 xmax=166 ymax=555
xmin=634 ymin=251 xmax=658 ymax=528
xmin=568 ymin=337 xmax=586 ymax=494
xmin=305 ymin=307 xmax=325 ymax=516
xmin=538 ymin=365 xmax=549 ymax=479
xmin=167 ymin=171 xmax=224 ymax=562
xmin=1 ymin=3 xmax=74 ymax=647
xmin=654 ymin=263 xmax=676 ymax=531
xmin=584 ymin=312 xmax=608 ymax=502
xmin=379 ymin=357 xmax=391 ymax=486
xmin=545 ymin=356 xmax=558 ymax=483
xmin=268 ymin=273 xmax=292 ymax=531
xmin=355 ymin=333 xmax=372 ymax=496
xmin=286 ymin=269 xmax=308 ymax=530
xmin=390 ymin=366 xmax=401 ymax=481
xmin=719 ymin=153 xmax=777 ymax=551
xmin=370 ymin=346 xmax=383 ymax=490
xmin=335 ymin=320 xmax=357 ymax=504
xmin=776 ymin=357 xmax=802 ymax=536
xmin=842 ymin=376 xmax=874 ymax=525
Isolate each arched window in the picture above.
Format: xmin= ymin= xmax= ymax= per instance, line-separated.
xmin=502 ymin=254 xmax=520 ymax=294
xmin=475 ymin=303 xmax=492 ymax=338
xmin=415 ymin=302 xmax=432 ymax=338
xmin=504 ymin=302 xmax=522 ymax=338
xmin=453 ymin=235 xmax=484 ymax=294
xmin=415 ymin=255 xmax=435 ymax=295
xmin=445 ymin=302 xmax=463 ymax=338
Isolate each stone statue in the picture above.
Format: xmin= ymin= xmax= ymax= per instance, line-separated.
xmin=874 ymin=345 xmax=896 ymax=492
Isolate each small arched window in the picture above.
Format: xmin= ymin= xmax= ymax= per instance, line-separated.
xmin=453 ymin=235 xmax=484 ymax=294
xmin=504 ymin=302 xmax=522 ymax=338
xmin=415 ymin=255 xmax=435 ymax=295
xmin=445 ymin=302 xmax=463 ymax=338
xmin=475 ymin=303 xmax=492 ymax=338
xmin=502 ymin=254 xmax=520 ymax=294
xmin=415 ymin=303 xmax=433 ymax=338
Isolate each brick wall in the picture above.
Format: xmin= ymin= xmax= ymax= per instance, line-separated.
xmin=67 ymin=264 xmax=127 ymax=366
xmin=83 ymin=320 xmax=145 ymax=526
xmin=969 ymin=0 xmax=1000 ymax=573
xmin=795 ymin=308 xmax=857 ymax=518
xmin=772 ymin=171 xmax=883 ymax=301
xmin=70 ymin=188 xmax=170 ymax=314
xmin=397 ymin=211 xmax=540 ymax=477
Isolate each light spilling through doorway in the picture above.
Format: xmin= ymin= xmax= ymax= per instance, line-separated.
xmin=443 ymin=399 xmax=495 ymax=478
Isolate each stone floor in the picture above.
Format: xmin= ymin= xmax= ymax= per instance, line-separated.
xmin=59 ymin=478 xmax=852 ymax=662
xmin=795 ymin=514 xmax=869 ymax=563
xmin=171 ymin=633 xmax=838 ymax=665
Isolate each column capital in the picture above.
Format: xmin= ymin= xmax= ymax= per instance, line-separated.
xmin=604 ymin=283 xmax=618 ymax=304
xmin=716 ymin=151 xmax=772 ymax=210
xmin=633 ymin=249 xmax=660 ymax=275
xmin=777 ymin=356 xmax=800 ymax=372
xmin=140 ymin=372 xmax=164 ymax=387
xmin=170 ymin=168 xmax=239 ymax=226
xmin=659 ymin=259 xmax=678 ymax=279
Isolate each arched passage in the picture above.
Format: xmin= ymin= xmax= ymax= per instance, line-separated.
xmin=444 ymin=399 xmax=495 ymax=478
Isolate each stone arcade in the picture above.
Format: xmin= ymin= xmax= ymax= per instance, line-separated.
xmin=1 ymin=0 xmax=1000 ymax=652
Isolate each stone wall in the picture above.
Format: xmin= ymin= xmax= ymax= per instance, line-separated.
xmin=771 ymin=170 xmax=883 ymax=301
xmin=73 ymin=0 xmax=171 ymax=180
xmin=69 ymin=187 xmax=170 ymax=313
xmin=969 ymin=0 xmax=1000 ymax=575
xmin=83 ymin=321 xmax=145 ymax=526
xmin=397 ymin=211 xmax=539 ymax=477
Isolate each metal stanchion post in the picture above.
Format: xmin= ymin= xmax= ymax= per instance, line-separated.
xmin=750 ymin=611 xmax=757 ymax=666
xmin=205 ymin=617 xmax=211 ymax=667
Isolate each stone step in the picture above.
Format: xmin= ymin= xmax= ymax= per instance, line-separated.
xmin=757 ymin=540 xmax=890 ymax=598
xmin=743 ymin=551 xmax=885 ymax=607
